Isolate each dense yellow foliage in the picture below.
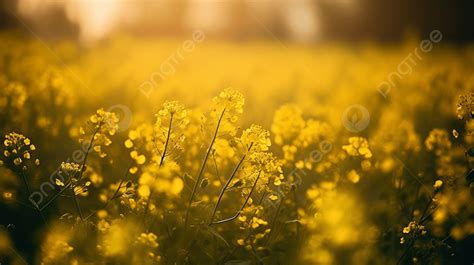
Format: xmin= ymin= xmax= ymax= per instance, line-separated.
xmin=0 ymin=32 xmax=473 ymax=264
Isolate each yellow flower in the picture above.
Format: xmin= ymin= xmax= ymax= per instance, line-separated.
xmin=13 ymin=157 xmax=22 ymax=166
xmin=402 ymin=227 xmax=411 ymax=234
xmin=237 ymin=239 xmax=245 ymax=246
xmin=136 ymin=155 xmax=146 ymax=165
xmin=124 ymin=139 xmax=133 ymax=148
xmin=55 ymin=178 xmax=65 ymax=187
xmin=251 ymin=217 xmax=268 ymax=229
xmin=433 ymin=180 xmax=443 ymax=191
xmin=347 ymin=170 xmax=360 ymax=183
xmin=269 ymin=194 xmax=279 ymax=201
xmin=129 ymin=166 xmax=138 ymax=174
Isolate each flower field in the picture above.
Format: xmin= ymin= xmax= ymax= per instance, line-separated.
xmin=0 ymin=32 xmax=473 ymax=264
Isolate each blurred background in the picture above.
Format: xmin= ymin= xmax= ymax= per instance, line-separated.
xmin=1 ymin=0 xmax=473 ymax=44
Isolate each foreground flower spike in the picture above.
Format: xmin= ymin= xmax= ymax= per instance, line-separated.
xmin=212 ymin=87 xmax=245 ymax=122
xmin=239 ymin=124 xmax=271 ymax=153
xmin=1 ymin=132 xmax=47 ymax=224
xmin=89 ymin=108 xmax=120 ymax=135
xmin=141 ymin=100 xmax=188 ymax=226
xmin=185 ymin=88 xmax=244 ymax=227
xmin=208 ymin=125 xmax=276 ymax=225
xmin=3 ymin=132 xmax=39 ymax=169
xmin=81 ymin=108 xmax=120 ymax=158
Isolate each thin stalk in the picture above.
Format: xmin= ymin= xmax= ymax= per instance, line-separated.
xmin=72 ymin=188 xmax=84 ymax=221
xmin=219 ymin=190 xmax=267 ymax=264
xmin=39 ymin=182 xmax=72 ymax=211
xmin=210 ymin=171 xmax=261 ymax=225
xmin=184 ymin=109 xmax=226 ymax=228
xmin=76 ymin=123 xmax=101 ymax=184
xmin=264 ymin=197 xmax=283 ymax=246
xmin=19 ymin=166 xmax=48 ymax=226
xmin=143 ymin=113 xmax=174 ymax=224
xmin=70 ymin=124 xmax=101 ymax=222
xmin=208 ymin=143 xmax=252 ymax=225
xmin=293 ymin=189 xmax=300 ymax=243
xmin=212 ymin=151 xmax=224 ymax=186
xmin=396 ymin=193 xmax=435 ymax=265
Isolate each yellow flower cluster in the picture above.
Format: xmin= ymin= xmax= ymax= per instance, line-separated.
xmin=342 ymin=137 xmax=372 ymax=158
xmin=271 ymin=105 xmax=305 ymax=145
xmin=247 ymin=152 xmax=283 ymax=188
xmin=239 ymin=124 xmax=271 ymax=152
xmin=2 ymin=35 xmax=474 ymax=264
xmin=60 ymin=162 xmax=81 ymax=176
xmin=90 ymin=108 xmax=119 ymax=135
xmin=402 ymin=221 xmax=427 ymax=236
xmin=212 ymin=87 xmax=245 ymax=122
xmin=156 ymin=100 xmax=187 ymax=126
xmin=80 ymin=108 xmax=120 ymax=158
xmin=2 ymin=132 xmax=39 ymax=168
xmin=136 ymin=232 xmax=159 ymax=248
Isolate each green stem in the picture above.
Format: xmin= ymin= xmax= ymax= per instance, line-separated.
xmin=396 ymin=193 xmax=435 ymax=265
xmin=219 ymin=190 xmax=267 ymax=264
xmin=208 ymin=143 xmax=252 ymax=225
xmin=293 ymin=189 xmax=300 ymax=243
xmin=264 ymin=197 xmax=283 ymax=246
xmin=19 ymin=165 xmax=48 ymax=226
xmin=76 ymin=123 xmax=101 ymax=184
xmin=72 ymin=188 xmax=84 ymax=221
xmin=184 ymin=109 xmax=226 ymax=228
xmin=69 ymin=123 xmax=102 ymax=222
xmin=143 ymin=113 xmax=174 ymax=225
xmin=210 ymin=170 xmax=260 ymax=225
